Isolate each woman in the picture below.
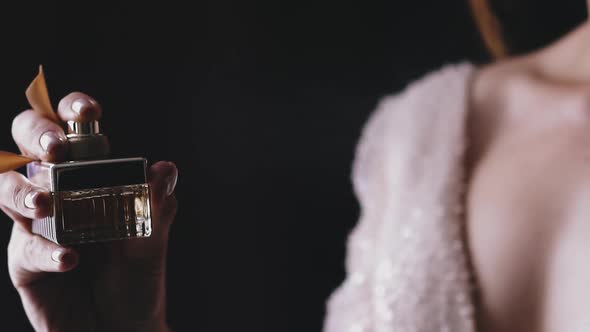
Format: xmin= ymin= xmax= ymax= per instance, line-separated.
xmin=325 ymin=1 xmax=590 ymax=331
xmin=1 ymin=2 xmax=587 ymax=332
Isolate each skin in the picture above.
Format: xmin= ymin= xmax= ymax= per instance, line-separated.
xmin=1 ymin=93 xmax=177 ymax=332
xmin=467 ymin=3 xmax=590 ymax=331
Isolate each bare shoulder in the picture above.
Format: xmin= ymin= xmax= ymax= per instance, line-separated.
xmin=467 ymin=57 xmax=590 ymax=331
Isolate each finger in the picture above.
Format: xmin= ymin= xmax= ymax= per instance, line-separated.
xmin=0 ymin=171 xmax=51 ymax=220
xmin=57 ymin=92 xmax=102 ymax=123
xmin=148 ymin=161 xmax=178 ymax=200
xmin=148 ymin=161 xmax=178 ymax=224
xmin=19 ymin=232 xmax=78 ymax=273
xmin=12 ymin=110 xmax=68 ymax=162
xmin=121 ymin=162 xmax=177 ymax=259
xmin=8 ymin=227 xmax=78 ymax=287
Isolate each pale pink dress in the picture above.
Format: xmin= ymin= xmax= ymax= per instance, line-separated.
xmin=324 ymin=63 xmax=478 ymax=332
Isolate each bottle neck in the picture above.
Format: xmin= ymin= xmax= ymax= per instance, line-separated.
xmin=65 ymin=121 xmax=111 ymax=161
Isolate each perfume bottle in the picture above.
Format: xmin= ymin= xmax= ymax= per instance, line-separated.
xmin=26 ymin=115 xmax=152 ymax=245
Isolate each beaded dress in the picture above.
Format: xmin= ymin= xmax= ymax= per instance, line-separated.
xmin=324 ymin=63 xmax=477 ymax=332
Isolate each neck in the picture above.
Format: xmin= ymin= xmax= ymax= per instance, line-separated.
xmin=531 ymin=21 xmax=590 ymax=83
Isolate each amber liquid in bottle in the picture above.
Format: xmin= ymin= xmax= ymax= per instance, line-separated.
xmin=56 ymin=184 xmax=151 ymax=243
xmin=28 ymin=157 xmax=153 ymax=245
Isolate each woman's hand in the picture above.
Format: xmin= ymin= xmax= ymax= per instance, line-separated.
xmin=1 ymin=92 xmax=178 ymax=332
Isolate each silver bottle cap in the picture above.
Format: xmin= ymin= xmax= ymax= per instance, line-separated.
xmin=66 ymin=120 xmax=101 ymax=137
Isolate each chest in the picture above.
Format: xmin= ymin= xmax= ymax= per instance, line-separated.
xmin=466 ymin=124 xmax=590 ymax=330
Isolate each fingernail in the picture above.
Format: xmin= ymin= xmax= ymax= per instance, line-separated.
xmin=51 ymin=249 xmax=76 ymax=265
xmin=51 ymin=249 xmax=65 ymax=263
xmin=165 ymin=166 xmax=178 ymax=197
xmin=24 ymin=191 xmax=39 ymax=209
xmin=25 ymin=190 xmax=50 ymax=211
xmin=71 ymin=98 xmax=91 ymax=114
xmin=39 ymin=131 xmax=65 ymax=153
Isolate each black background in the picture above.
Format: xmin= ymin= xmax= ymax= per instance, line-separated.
xmin=0 ymin=1 xmax=496 ymax=331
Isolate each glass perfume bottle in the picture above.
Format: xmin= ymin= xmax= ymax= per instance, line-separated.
xmin=26 ymin=118 xmax=152 ymax=245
